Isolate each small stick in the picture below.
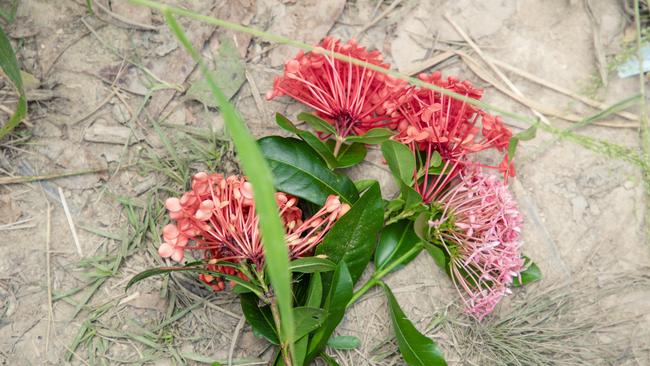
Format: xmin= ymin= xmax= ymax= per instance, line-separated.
xmin=486 ymin=56 xmax=639 ymax=122
xmin=403 ymin=50 xmax=455 ymax=75
xmin=355 ymin=0 xmax=403 ymax=38
xmin=0 ymin=164 xmax=135 ymax=185
xmin=92 ymin=0 xmax=159 ymax=31
xmin=444 ymin=14 xmax=551 ymax=125
xmin=228 ymin=316 xmax=246 ymax=366
xmin=58 ymin=187 xmax=83 ymax=257
xmin=44 ymin=202 xmax=53 ymax=354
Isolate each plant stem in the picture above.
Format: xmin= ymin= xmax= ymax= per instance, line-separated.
xmin=269 ymin=299 xmax=293 ymax=366
xmin=347 ymin=243 xmax=423 ymax=306
xmin=332 ymin=136 xmax=344 ymax=157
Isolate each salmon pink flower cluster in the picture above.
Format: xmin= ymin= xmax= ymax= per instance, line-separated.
xmin=429 ymin=171 xmax=524 ymax=320
xmin=159 ymin=172 xmax=349 ymax=291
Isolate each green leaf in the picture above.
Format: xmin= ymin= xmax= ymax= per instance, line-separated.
xmin=186 ymin=36 xmax=245 ymax=107
xmin=0 ymin=0 xmax=19 ymax=22
xmin=297 ymin=130 xmax=339 ymax=169
xmin=508 ymin=123 xmax=538 ymax=159
xmin=289 ymin=257 xmax=336 ymax=273
xmin=258 ymin=136 xmax=359 ymax=205
xmin=423 ymin=243 xmax=447 ymax=271
xmin=345 ymin=128 xmax=394 ymax=144
xmin=320 ymin=353 xmax=340 ymax=366
xmin=306 ymin=262 xmax=353 ymax=361
xmin=126 ymin=265 xmax=263 ymax=297
xmin=240 ymin=293 xmax=279 ymax=345
xmin=354 ymin=179 xmax=377 ymax=193
xmin=512 ymin=256 xmax=542 ymax=287
xmin=333 ymin=141 xmax=367 ymax=168
xmin=164 ymin=13 xmax=295 ymax=348
xmin=383 ymin=284 xmax=447 ymax=366
xmin=0 ymin=25 xmax=27 ymax=140
xmin=381 ymin=140 xmax=415 ymax=185
xmin=375 ymin=221 xmax=422 ymax=272
xmin=400 ymin=182 xmax=424 ymax=211
xmin=211 ymin=363 xmax=222 ymax=366
xmin=275 ymin=112 xmax=300 ymax=133
xmin=315 ymin=183 xmax=384 ymax=283
xmin=298 ymin=112 xmax=337 ymax=135
xmin=294 ymin=272 xmax=323 ymax=364
xmin=327 ymin=335 xmax=361 ymax=350
xmin=292 ymin=307 xmax=325 ymax=341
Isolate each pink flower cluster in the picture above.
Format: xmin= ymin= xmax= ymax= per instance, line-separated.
xmin=430 ymin=171 xmax=524 ymax=320
xmin=159 ymin=172 xmax=349 ymax=291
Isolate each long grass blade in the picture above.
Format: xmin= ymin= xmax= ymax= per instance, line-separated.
xmin=161 ymin=10 xmax=296 ymax=360
xmin=0 ymin=25 xmax=26 ymax=139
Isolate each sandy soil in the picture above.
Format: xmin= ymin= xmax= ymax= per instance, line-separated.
xmin=1 ymin=0 xmax=649 ymax=365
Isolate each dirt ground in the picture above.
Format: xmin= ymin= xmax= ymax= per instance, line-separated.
xmin=1 ymin=0 xmax=650 ymax=365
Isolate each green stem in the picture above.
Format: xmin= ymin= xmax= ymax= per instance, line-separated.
xmin=347 ymin=243 xmax=423 ymax=306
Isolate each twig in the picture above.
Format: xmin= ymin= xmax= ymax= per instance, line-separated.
xmin=444 ymin=14 xmax=551 ymax=125
xmin=92 ymin=0 xmax=159 ymax=31
xmin=355 ymin=0 xmax=403 ymax=38
xmin=486 ymin=56 xmax=639 ymax=122
xmin=228 ymin=316 xmax=246 ymax=366
xmin=58 ymin=187 xmax=83 ymax=258
xmin=44 ymin=202 xmax=53 ymax=354
xmin=585 ymin=0 xmax=608 ymax=87
xmin=403 ymin=50 xmax=455 ymax=76
xmin=70 ymin=89 xmax=116 ymax=125
xmin=0 ymin=164 xmax=133 ymax=185
xmin=459 ymin=52 xmax=639 ymax=129
xmin=245 ymin=70 xmax=268 ymax=121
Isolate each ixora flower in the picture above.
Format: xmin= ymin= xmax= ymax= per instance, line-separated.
xmin=159 ymin=172 xmax=350 ymax=291
xmin=392 ymin=72 xmax=514 ymax=202
xmin=266 ymin=37 xmax=405 ymax=138
xmin=428 ymin=170 xmax=524 ymax=320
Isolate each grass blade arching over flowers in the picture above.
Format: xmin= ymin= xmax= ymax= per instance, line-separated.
xmin=161 ymin=10 xmax=296 ymax=363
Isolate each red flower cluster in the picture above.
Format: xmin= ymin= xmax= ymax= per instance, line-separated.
xmin=266 ymin=37 xmax=406 ymax=137
xmin=390 ymin=72 xmax=513 ymax=203
xmin=160 ymin=172 xmax=349 ymax=291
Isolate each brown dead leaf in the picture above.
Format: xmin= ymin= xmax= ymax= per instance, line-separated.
xmin=266 ymin=0 xmax=346 ymax=67
xmin=0 ymin=196 xmax=22 ymax=225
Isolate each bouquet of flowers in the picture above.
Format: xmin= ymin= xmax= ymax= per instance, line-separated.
xmin=129 ymin=32 xmax=540 ymax=366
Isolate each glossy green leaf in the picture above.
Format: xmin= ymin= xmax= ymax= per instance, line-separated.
xmin=327 ymin=335 xmax=361 ymax=350
xmin=298 ymin=112 xmax=337 ymax=135
xmin=240 ymin=293 xmax=279 ymax=345
xmin=297 ymin=130 xmax=339 ymax=169
xmin=210 ymin=363 xmax=222 ymax=366
xmin=292 ymin=307 xmax=325 ymax=342
xmin=354 ymin=179 xmax=377 ymax=193
xmin=294 ymin=272 xmax=323 ymax=364
xmin=512 ymin=256 xmax=542 ymax=287
xmin=0 ymin=26 xmax=26 ymax=140
xmin=345 ymin=128 xmax=393 ymax=144
xmin=315 ymin=183 xmax=384 ymax=283
xmin=400 ymin=182 xmax=424 ymax=211
xmin=275 ymin=112 xmax=300 ymax=133
xmin=289 ymin=257 xmax=336 ymax=273
xmin=164 ymin=14 xmax=295 ymax=348
xmin=333 ymin=141 xmax=367 ymax=168
xmin=381 ymin=140 xmax=415 ymax=185
xmin=383 ymin=284 xmax=447 ymax=366
xmin=375 ymin=221 xmax=422 ymax=272
xmin=258 ymin=136 xmax=359 ymax=205
xmin=306 ymin=261 xmax=353 ymax=361
xmin=423 ymin=243 xmax=447 ymax=271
